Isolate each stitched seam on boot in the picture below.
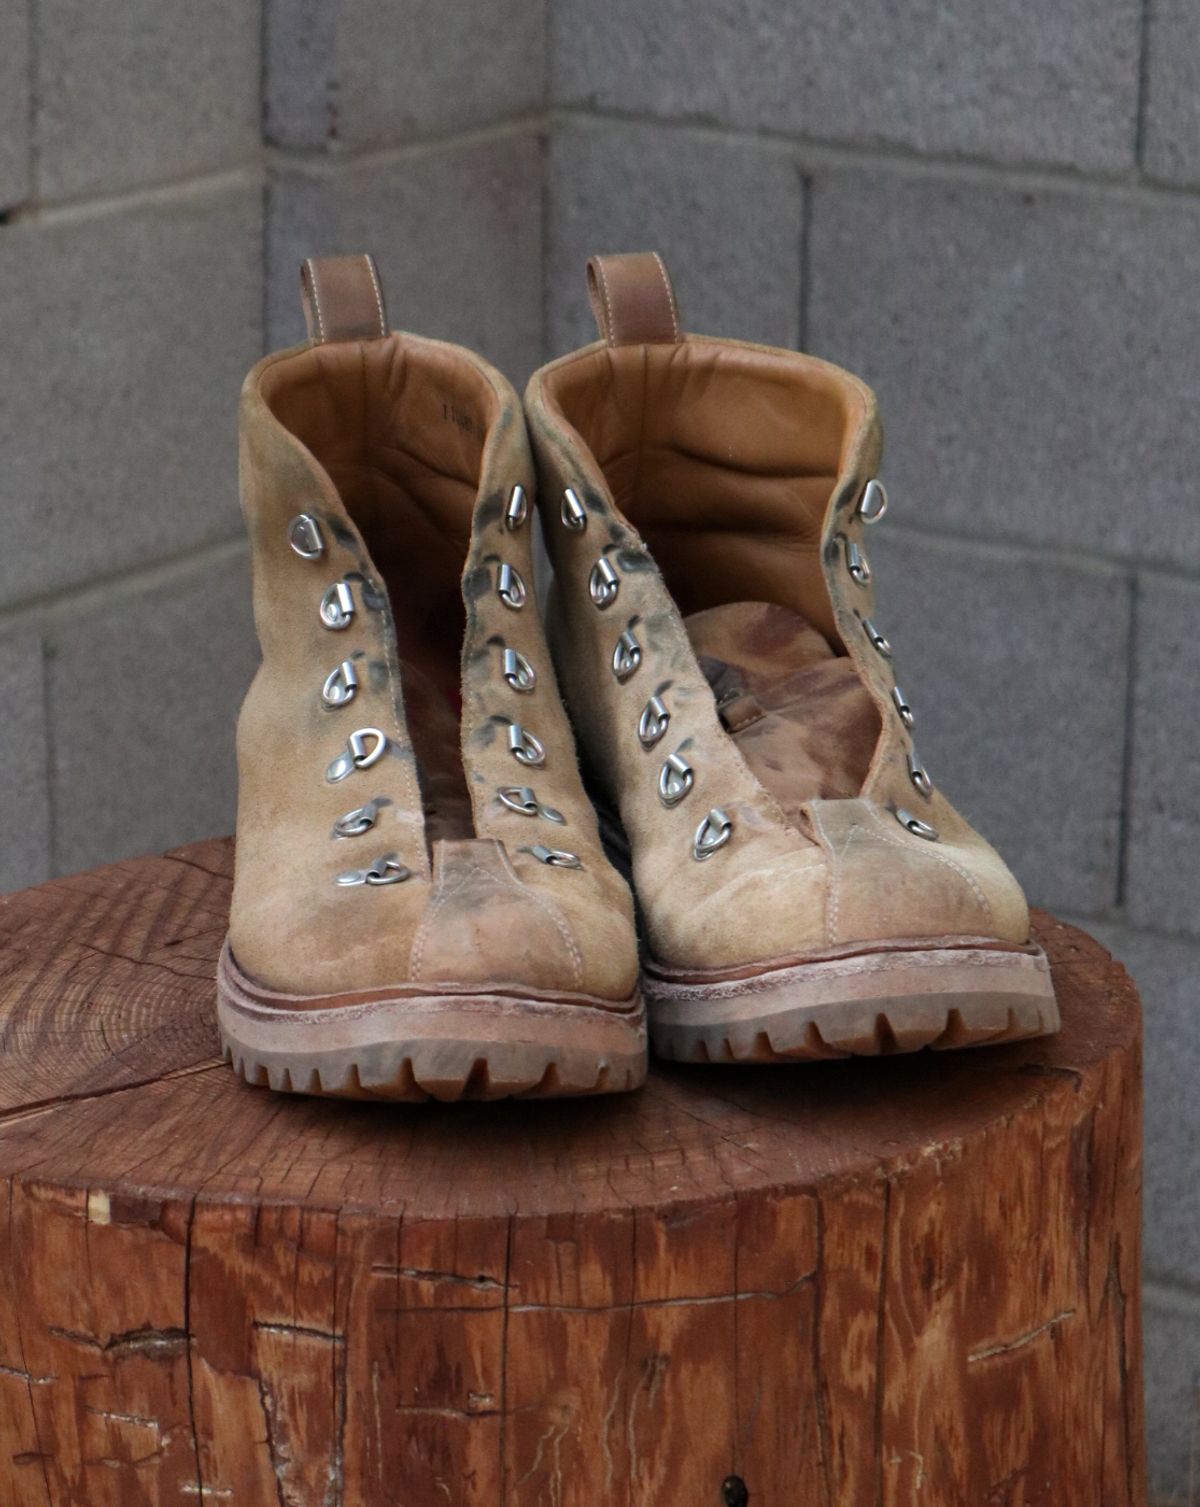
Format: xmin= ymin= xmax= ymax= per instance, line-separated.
xmin=807 ymin=802 xmax=842 ymax=946
xmin=364 ymin=256 xmax=387 ymax=338
xmin=657 ymin=950 xmax=1046 ymax=1001
xmin=410 ymin=861 xmax=583 ymax=989
xmin=490 ymin=848 xmax=585 ymax=989
xmin=594 ymin=258 xmax=616 ymax=344
xmin=861 ymin=809 xmax=995 ymax=928
xmin=651 ymin=253 xmax=681 ymax=342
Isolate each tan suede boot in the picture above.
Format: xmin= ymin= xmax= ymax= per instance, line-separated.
xmin=219 ymin=254 xmax=644 ymax=1101
xmin=524 ymin=251 xmax=1059 ymax=1064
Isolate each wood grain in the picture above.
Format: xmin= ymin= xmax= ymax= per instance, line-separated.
xmin=0 ymin=838 xmax=1145 ymax=1505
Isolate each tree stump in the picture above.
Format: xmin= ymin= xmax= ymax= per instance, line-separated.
xmin=0 ymin=838 xmax=1144 ymax=1507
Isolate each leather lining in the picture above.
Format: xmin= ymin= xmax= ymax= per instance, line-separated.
xmin=536 ymin=336 xmax=869 ymax=643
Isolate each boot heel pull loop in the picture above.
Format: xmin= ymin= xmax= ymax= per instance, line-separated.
xmin=586 ymin=252 xmax=681 ymax=347
xmin=299 ymin=254 xmax=389 ymax=344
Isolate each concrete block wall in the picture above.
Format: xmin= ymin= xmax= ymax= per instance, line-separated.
xmin=0 ymin=1 xmax=1195 ymax=1496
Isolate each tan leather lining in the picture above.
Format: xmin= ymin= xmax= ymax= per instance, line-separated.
xmin=536 ymin=336 xmax=869 ymax=643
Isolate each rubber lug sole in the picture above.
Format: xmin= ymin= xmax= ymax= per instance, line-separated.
xmin=646 ymin=943 xmax=1059 ymax=1063
xmin=217 ymin=943 xmax=647 ymax=1103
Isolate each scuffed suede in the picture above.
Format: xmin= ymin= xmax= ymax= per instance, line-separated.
xmin=525 ymin=263 xmax=1032 ymax=976
xmin=230 ymin=328 xmax=638 ymax=1003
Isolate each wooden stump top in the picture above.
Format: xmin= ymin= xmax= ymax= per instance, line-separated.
xmin=0 ymin=840 xmax=1145 ymax=1506
xmin=0 ymin=837 xmax=1140 ymax=1221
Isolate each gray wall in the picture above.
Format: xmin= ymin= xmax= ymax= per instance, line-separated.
xmin=0 ymin=1 xmax=1196 ymax=1496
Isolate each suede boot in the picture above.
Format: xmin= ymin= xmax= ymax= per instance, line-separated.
xmin=220 ymin=254 xmax=644 ymax=1100
xmin=523 ymin=251 xmax=1058 ymax=1063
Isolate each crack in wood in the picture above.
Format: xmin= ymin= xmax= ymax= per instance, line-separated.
xmin=46 ymin=1324 xmax=187 ymax=1355
xmin=967 ymin=1308 xmax=1076 ymax=1363
xmin=0 ymin=1361 xmax=54 ymax=1385
xmin=369 ymin=1264 xmax=507 ymax=1291
xmin=0 ymin=1059 xmax=224 ymax=1127
xmin=183 ymin=1197 xmax=205 ymax=1506
xmin=252 ymin=1321 xmax=344 ymax=1345
xmin=83 ymin=1405 xmax=162 ymax=1431
xmin=256 ymin=1373 xmax=290 ymax=1507
xmin=873 ymin=1181 xmax=892 ymax=1507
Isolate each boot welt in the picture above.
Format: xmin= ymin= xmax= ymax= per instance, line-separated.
xmin=644 ymin=942 xmax=1058 ymax=1062
xmin=217 ymin=942 xmax=646 ymax=1103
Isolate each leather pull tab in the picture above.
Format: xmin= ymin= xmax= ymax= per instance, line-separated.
xmin=300 ymin=254 xmax=389 ymax=344
xmin=586 ymin=252 xmax=681 ymax=347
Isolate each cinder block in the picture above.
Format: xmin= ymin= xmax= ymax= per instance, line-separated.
xmin=550 ymin=0 xmax=1141 ymax=172
xmin=0 ymin=185 xmax=262 ymax=608
xmin=265 ymin=0 xmax=544 ymax=152
xmin=0 ymin=4 xmax=30 ymax=209
xmin=869 ymin=529 xmax=1129 ymax=914
xmin=47 ymin=549 xmax=258 ymax=874
xmin=34 ymin=0 xmax=260 ymax=200
xmin=808 ymin=169 xmax=1200 ymax=567
xmin=1143 ymin=0 xmax=1200 ymax=184
xmin=1126 ymin=574 xmax=1200 ymax=938
xmin=268 ymin=131 xmax=543 ymax=382
xmin=1142 ymin=1289 xmax=1200 ymax=1506
xmin=0 ymin=632 xmax=50 ymax=893
xmin=546 ymin=117 xmax=804 ymax=355
xmin=264 ymin=0 xmax=340 ymax=153
xmin=1089 ymin=921 xmax=1200 ymax=1289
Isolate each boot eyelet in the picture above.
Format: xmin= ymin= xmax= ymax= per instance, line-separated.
xmin=907 ymin=751 xmax=933 ymax=799
xmin=497 ymin=785 xmax=564 ymax=822
xmin=612 ymin=630 xmax=641 ymax=682
xmin=502 ymin=647 xmax=536 ymax=693
xmin=332 ymin=801 xmax=380 ymax=838
xmin=319 ymin=581 xmax=355 ymax=630
xmin=845 ymin=538 xmax=871 ymax=586
xmin=589 ymin=557 xmax=620 ymax=608
xmin=504 ymin=484 xmax=528 ymax=530
xmin=288 ymin=513 xmax=325 ymax=559
xmin=497 ymin=563 xmax=526 ymax=610
xmin=326 ymin=727 xmax=389 ymax=783
xmin=896 ymin=808 xmax=938 ymax=841
xmin=498 ymin=785 xmax=539 ymax=815
xmin=322 ymin=659 xmax=359 ymax=707
xmin=857 ymin=479 xmax=888 ymax=524
xmin=561 ymin=488 xmax=587 ymax=531
xmin=638 ymin=694 xmax=670 ymax=749
xmin=336 ymin=852 xmax=411 ymax=887
xmin=658 ymin=752 xmax=694 ymax=807
xmin=531 ymin=844 xmax=582 ymax=869
xmin=891 ymin=686 xmax=914 ymax=729
xmin=693 ymin=808 xmax=733 ymax=861
xmin=860 ymin=615 xmax=892 ymax=658
xmin=508 ymin=724 xmax=545 ymax=767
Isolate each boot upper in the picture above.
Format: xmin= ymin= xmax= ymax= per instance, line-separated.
xmin=230 ymin=255 xmax=637 ymax=1001
xmin=524 ymin=252 xmax=1030 ymax=974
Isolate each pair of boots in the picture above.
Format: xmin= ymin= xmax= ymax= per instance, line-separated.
xmin=219 ymin=251 xmax=1058 ymax=1101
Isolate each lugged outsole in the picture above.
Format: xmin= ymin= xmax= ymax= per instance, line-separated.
xmin=646 ymin=941 xmax=1059 ymax=1064
xmin=218 ymin=1037 xmax=644 ymax=1103
xmin=217 ymin=943 xmax=647 ymax=1103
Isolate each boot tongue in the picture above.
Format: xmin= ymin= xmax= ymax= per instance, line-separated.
xmin=683 ymin=601 xmax=879 ymax=821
